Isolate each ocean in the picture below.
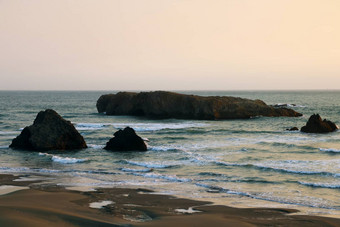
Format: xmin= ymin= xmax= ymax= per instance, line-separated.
xmin=0 ymin=90 xmax=339 ymax=217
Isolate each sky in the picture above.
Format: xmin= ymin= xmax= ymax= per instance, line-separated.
xmin=0 ymin=0 xmax=339 ymax=90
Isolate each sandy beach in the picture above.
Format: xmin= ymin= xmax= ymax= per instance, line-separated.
xmin=0 ymin=174 xmax=339 ymax=227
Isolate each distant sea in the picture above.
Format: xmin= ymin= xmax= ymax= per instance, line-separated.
xmin=0 ymin=90 xmax=340 ymax=217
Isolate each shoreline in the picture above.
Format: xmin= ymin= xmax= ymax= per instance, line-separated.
xmin=1 ymin=174 xmax=340 ymax=227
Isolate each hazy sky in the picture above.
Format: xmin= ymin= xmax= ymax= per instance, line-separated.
xmin=0 ymin=0 xmax=339 ymax=90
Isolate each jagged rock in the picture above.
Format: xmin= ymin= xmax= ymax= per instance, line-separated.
xmin=287 ymin=127 xmax=299 ymax=131
xmin=10 ymin=109 xmax=87 ymax=151
xmin=301 ymin=114 xmax=338 ymax=133
xmin=104 ymin=127 xmax=147 ymax=151
xmin=97 ymin=91 xmax=302 ymax=120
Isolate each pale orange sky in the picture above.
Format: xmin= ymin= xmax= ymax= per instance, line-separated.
xmin=0 ymin=0 xmax=339 ymax=90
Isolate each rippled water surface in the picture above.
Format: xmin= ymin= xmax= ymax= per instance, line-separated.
xmin=1 ymin=90 xmax=340 ymax=217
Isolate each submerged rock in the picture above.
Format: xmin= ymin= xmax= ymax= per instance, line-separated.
xmin=104 ymin=127 xmax=147 ymax=151
xmin=97 ymin=91 xmax=302 ymax=120
xmin=301 ymin=114 xmax=338 ymax=133
xmin=287 ymin=127 xmax=299 ymax=131
xmin=10 ymin=109 xmax=87 ymax=151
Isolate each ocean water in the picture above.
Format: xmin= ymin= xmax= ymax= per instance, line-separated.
xmin=0 ymin=90 xmax=340 ymax=217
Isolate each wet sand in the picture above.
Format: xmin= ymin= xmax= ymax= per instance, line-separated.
xmin=0 ymin=174 xmax=339 ymax=227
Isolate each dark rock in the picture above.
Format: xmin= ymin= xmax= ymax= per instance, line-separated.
xmin=104 ymin=127 xmax=147 ymax=151
xmin=97 ymin=91 xmax=302 ymax=120
xmin=10 ymin=109 xmax=87 ymax=151
xmin=287 ymin=127 xmax=299 ymax=131
xmin=301 ymin=114 xmax=338 ymax=133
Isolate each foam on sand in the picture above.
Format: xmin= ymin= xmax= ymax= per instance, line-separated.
xmin=175 ymin=207 xmax=202 ymax=214
xmin=89 ymin=200 xmax=114 ymax=209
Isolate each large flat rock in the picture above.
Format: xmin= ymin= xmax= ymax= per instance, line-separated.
xmin=97 ymin=91 xmax=302 ymax=120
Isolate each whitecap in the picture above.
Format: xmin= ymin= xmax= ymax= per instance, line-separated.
xmin=0 ymin=166 xmax=76 ymax=175
xmin=76 ymin=127 xmax=104 ymax=131
xmin=123 ymin=160 xmax=178 ymax=169
xmin=251 ymin=159 xmax=340 ymax=176
xmin=319 ymin=148 xmax=340 ymax=153
xmin=274 ymin=103 xmax=306 ymax=108
xmin=251 ymin=163 xmax=336 ymax=176
xmin=75 ymin=123 xmax=107 ymax=130
xmin=0 ymin=166 xmax=31 ymax=173
xmin=120 ymin=168 xmax=152 ymax=173
xmin=112 ymin=122 xmax=208 ymax=132
xmin=214 ymin=161 xmax=247 ymax=167
xmin=75 ymin=123 xmax=106 ymax=128
xmin=131 ymin=172 xmax=191 ymax=183
xmin=51 ymin=156 xmax=87 ymax=164
xmin=214 ymin=160 xmax=340 ymax=177
xmin=39 ymin=152 xmax=87 ymax=164
xmin=0 ymin=131 xmax=20 ymax=135
xmin=195 ymin=183 xmax=334 ymax=209
xmin=298 ymin=181 xmax=340 ymax=189
xmin=87 ymin=144 xmax=105 ymax=149
xmin=149 ymin=146 xmax=179 ymax=152
xmin=74 ymin=122 xmax=207 ymax=132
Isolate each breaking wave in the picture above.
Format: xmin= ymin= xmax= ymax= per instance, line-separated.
xmin=39 ymin=153 xmax=88 ymax=164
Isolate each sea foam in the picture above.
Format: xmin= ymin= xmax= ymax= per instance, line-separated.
xmin=89 ymin=200 xmax=114 ymax=209
xmin=87 ymin=144 xmax=105 ymax=149
xmin=131 ymin=172 xmax=191 ymax=183
xmin=298 ymin=181 xmax=340 ymax=189
xmin=75 ymin=122 xmax=208 ymax=132
xmin=119 ymin=168 xmax=153 ymax=173
xmin=39 ymin=153 xmax=87 ymax=164
xmin=121 ymin=160 xmax=178 ymax=169
xmin=112 ymin=122 xmax=208 ymax=132
xmin=51 ymin=156 xmax=87 ymax=164
xmin=75 ymin=123 xmax=106 ymax=130
xmin=0 ymin=131 xmax=20 ymax=135
xmin=319 ymin=148 xmax=340 ymax=153
xmin=214 ymin=160 xmax=339 ymax=177
xmin=274 ymin=103 xmax=306 ymax=108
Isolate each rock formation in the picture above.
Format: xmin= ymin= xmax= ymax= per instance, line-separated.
xmin=104 ymin=127 xmax=147 ymax=151
xmin=301 ymin=114 xmax=338 ymax=133
xmin=10 ymin=109 xmax=87 ymax=151
xmin=97 ymin=91 xmax=302 ymax=120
